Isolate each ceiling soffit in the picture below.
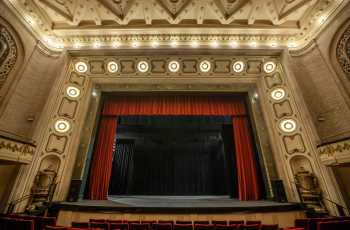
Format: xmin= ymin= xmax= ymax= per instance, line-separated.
xmin=4 ymin=0 xmax=348 ymax=51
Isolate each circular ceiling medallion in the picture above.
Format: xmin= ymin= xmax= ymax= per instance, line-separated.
xmin=271 ymin=88 xmax=286 ymax=101
xmin=168 ymin=61 xmax=180 ymax=72
xmin=107 ymin=61 xmax=119 ymax=73
xmin=199 ymin=60 xmax=211 ymax=72
xmin=54 ymin=119 xmax=71 ymax=133
xmin=75 ymin=61 xmax=88 ymax=73
xmin=137 ymin=61 xmax=149 ymax=73
xmin=66 ymin=86 xmax=80 ymax=98
xmin=263 ymin=61 xmax=276 ymax=73
xmin=279 ymin=119 xmax=297 ymax=133
xmin=232 ymin=61 xmax=245 ymax=73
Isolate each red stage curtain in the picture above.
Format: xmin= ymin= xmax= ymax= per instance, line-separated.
xmin=103 ymin=95 xmax=246 ymax=116
xmin=88 ymin=117 xmax=117 ymax=200
xmin=233 ymin=116 xmax=261 ymax=200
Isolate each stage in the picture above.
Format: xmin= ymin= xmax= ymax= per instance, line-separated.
xmin=54 ymin=196 xmax=305 ymax=228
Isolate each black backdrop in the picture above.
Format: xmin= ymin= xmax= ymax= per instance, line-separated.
xmin=108 ymin=116 xmax=237 ymax=197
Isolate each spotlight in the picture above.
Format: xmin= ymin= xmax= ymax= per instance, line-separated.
xmin=270 ymin=42 xmax=278 ymax=48
xmin=93 ymin=42 xmax=101 ymax=48
xmin=229 ymin=41 xmax=238 ymax=48
xmin=210 ymin=41 xmax=219 ymax=48
xmin=131 ymin=41 xmax=140 ymax=48
xmin=151 ymin=41 xmax=160 ymax=48
xmin=112 ymin=41 xmax=121 ymax=48
xmin=250 ymin=42 xmax=257 ymax=48
xmin=287 ymin=42 xmax=297 ymax=48
xmin=170 ymin=41 xmax=178 ymax=48
xmin=73 ymin=43 xmax=81 ymax=49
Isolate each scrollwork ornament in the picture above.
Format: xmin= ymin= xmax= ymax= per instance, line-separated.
xmin=0 ymin=25 xmax=17 ymax=90
xmin=336 ymin=24 xmax=350 ymax=78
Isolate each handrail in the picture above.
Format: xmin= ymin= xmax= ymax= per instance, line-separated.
xmin=6 ymin=194 xmax=33 ymax=214
xmin=293 ymin=181 xmax=349 ymax=214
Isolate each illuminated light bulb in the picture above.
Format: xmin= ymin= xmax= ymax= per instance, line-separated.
xmin=250 ymin=41 xmax=257 ymax=48
xmin=131 ymin=41 xmax=140 ymax=48
xmin=210 ymin=41 xmax=219 ymax=48
xmin=191 ymin=41 xmax=199 ymax=48
xmin=229 ymin=41 xmax=238 ymax=48
xmin=270 ymin=42 xmax=278 ymax=48
xmin=73 ymin=43 xmax=81 ymax=49
xmin=318 ymin=15 xmax=327 ymax=23
xmin=93 ymin=42 xmax=101 ymax=48
xmin=92 ymin=90 xmax=97 ymax=97
xmin=287 ymin=42 xmax=297 ymax=48
xmin=151 ymin=41 xmax=160 ymax=48
xmin=112 ymin=41 xmax=121 ymax=48
xmin=170 ymin=41 xmax=178 ymax=48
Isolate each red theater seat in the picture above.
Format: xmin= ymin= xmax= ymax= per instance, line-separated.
xmin=130 ymin=223 xmax=151 ymax=230
xmin=40 ymin=217 xmax=57 ymax=230
xmin=45 ymin=226 xmax=67 ymax=230
xmin=238 ymin=224 xmax=260 ymax=230
xmin=245 ymin=221 xmax=261 ymax=225
xmin=90 ymin=222 xmax=109 ymax=230
xmin=176 ymin=221 xmax=192 ymax=225
xmin=108 ymin=220 xmax=124 ymax=224
xmin=194 ymin=221 xmax=210 ymax=225
xmin=71 ymin=221 xmax=90 ymax=228
xmin=173 ymin=223 xmax=193 ymax=230
xmin=158 ymin=221 xmax=174 ymax=226
xmin=215 ymin=224 xmax=239 ymax=230
xmin=90 ymin=219 xmax=106 ymax=223
xmin=295 ymin=219 xmax=308 ymax=230
xmin=194 ymin=224 xmax=215 ymax=230
xmin=261 ymin=224 xmax=279 ymax=230
xmin=317 ymin=220 xmax=350 ymax=230
xmin=153 ymin=223 xmax=173 ymax=230
xmin=228 ymin=221 xmax=244 ymax=225
xmin=110 ymin=223 xmax=129 ymax=230
xmin=211 ymin=221 xmax=227 ymax=225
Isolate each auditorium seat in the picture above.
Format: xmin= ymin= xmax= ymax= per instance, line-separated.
xmin=71 ymin=221 xmax=90 ymax=228
xmin=176 ymin=221 xmax=192 ymax=224
xmin=228 ymin=221 xmax=244 ymax=225
xmin=238 ymin=224 xmax=260 ymax=230
xmin=261 ymin=224 xmax=279 ymax=230
xmin=317 ymin=220 xmax=350 ymax=230
xmin=158 ymin=221 xmax=174 ymax=226
xmin=152 ymin=223 xmax=173 ymax=230
xmin=295 ymin=219 xmax=308 ymax=230
xmin=110 ymin=222 xmax=129 ymax=230
xmin=193 ymin=221 xmax=210 ymax=225
xmin=90 ymin=222 xmax=109 ymax=230
xmin=130 ymin=223 xmax=151 ymax=230
xmin=107 ymin=220 xmax=124 ymax=224
xmin=245 ymin=221 xmax=261 ymax=225
xmin=39 ymin=217 xmax=57 ymax=230
xmin=211 ymin=221 xmax=227 ymax=225
xmin=194 ymin=224 xmax=214 ymax=230
xmin=45 ymin=226 xmax=67 ymax=230
xmin=173 ymin=223 xmax=193 ymax=230
xmin=215 ymin=224 xmax=239 ymax=230
xmin=90 ymin=219 xmax=106 ymax=223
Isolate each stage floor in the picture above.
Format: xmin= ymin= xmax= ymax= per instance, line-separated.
xmin=55 ymin=196 xmax=303 ymax=214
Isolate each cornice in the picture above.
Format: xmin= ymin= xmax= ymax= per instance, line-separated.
xmin=3 ymin=0 xmax=349 ymax=52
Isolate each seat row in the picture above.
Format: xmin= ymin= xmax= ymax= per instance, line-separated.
xmin=68 ymin=220 xmax=280 ymax=230
xmin=0 ymin=215 xmax=56 ymax=230
xmin=295 ymin=217 xmax=350 ymax=230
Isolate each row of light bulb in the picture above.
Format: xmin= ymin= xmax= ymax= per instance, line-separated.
xmin=75 ymin=60 xmax=277 ymax=74
xmin=69 ymin=40 xmax=298 ymax=50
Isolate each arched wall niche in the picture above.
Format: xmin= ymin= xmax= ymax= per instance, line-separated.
xmin=0 ymin=15 xmax=24 ymax=107
xmin=290 ymin=155 xmax=314 ymax=176
xmin=39 ymin=154 xmax=61 ymax=172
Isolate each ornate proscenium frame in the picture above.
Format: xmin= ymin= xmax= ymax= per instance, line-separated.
xmin=7 ymin=50 xmax=345 ymax=215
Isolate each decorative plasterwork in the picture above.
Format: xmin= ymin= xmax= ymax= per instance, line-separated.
xmin=0 ymin=136 xmax=35 ymax=164
xmin=0 ymin=24 xmax=17 ymax=90
xmin=336 ymin=23 xmax=350 ymax=79
xmin=3 ymin=0 xmax=347 ymax=51
xmin=318 ymin=139 xmax=350 ymax=166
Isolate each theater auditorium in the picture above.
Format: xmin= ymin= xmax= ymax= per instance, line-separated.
xmin=0 ymin=0 xmax=350 ymax=229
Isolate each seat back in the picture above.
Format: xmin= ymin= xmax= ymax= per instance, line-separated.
xmin=215 ymin=224 xmax=239 ymax=230
xmin=194 ymin=224 xmax=214 ymax=230
xmin=176 ymin=221 xmax=192 ymax=225
xmin=194 ymin=221 xmax=210 ymax=225
xmin=261 ymin=224 xmax=278 ymax=230
xmin=228 ymin=221 xmax=244 ymax=225
xmin=45 ymin=226 xmax=67 ymax=230
xmin=110 ymin=223 xmax=129 ymax=230
xmin=212 ymin=221 xmax=227 ymax=226
xmin=130 ymin=223 xmax=151 ymax=230
xmin=173 ymin=223 xmax=193 ymax=230
xmin=90 ymin=219 xmax=106 ymax=223
xmin=90 ymin=222 xmax=109 ymax=230
xmin=245 ymin=221 xmax=261 ymax=225
xmin=153 ymin=223 xmax=173 ymax=230
xmin=238 ymin=224 xmax=260 ymax=230
xmin=71 ymin=221 xmax=89 ymax=228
